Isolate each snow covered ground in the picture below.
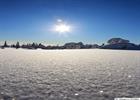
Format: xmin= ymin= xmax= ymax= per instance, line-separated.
xmin=0 ymin=48 xmax=140 ymax=100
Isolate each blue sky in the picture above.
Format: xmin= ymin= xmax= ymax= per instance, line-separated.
xmin=0 ymin=0 xmax=140 ymax=45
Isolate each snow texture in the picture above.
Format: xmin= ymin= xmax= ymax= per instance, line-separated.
xmin=0 ymin=49 xmax=140 ymax=100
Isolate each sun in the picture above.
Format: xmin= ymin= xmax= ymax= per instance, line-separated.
xmin=53 ymin=19 xmax=71 ymax=34
xmin=55 ymin=24 xmax=70 ymax=33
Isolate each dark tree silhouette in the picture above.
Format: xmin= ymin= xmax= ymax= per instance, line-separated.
xmin=4 ymin=41 xmax=8 ymax=47
xmin=16 ymin=42 xmax=20 ymax=49
xmin=32 ymin=43 xmax=38 ymax=49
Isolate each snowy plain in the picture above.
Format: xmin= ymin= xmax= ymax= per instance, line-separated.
xmin=0 ymin=48 xmax=140 ymax=100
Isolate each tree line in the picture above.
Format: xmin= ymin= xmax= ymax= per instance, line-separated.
xmin=0 ymin=38 xmax=140 ymax=50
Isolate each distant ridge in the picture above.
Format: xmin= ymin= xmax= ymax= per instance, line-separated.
xmin=0 ymin=38 xmax=140 ymax=50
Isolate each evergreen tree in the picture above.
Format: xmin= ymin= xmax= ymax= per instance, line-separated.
xmin=16 ymin=42 xmax=20 ymax=49
xmin=4 ymin=41 xmax=8 ymax=47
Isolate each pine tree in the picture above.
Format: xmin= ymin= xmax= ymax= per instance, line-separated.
xmin=4 ymin=41 xmax=8 ymax=47
xmin=16 ymin=42 xmax=20 ymax=49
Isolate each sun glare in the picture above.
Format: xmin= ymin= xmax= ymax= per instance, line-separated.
xmin=53 ymin=19 xmax=71 ymax=34
xmin=55 ymin=24 xmax=70 ymax=33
